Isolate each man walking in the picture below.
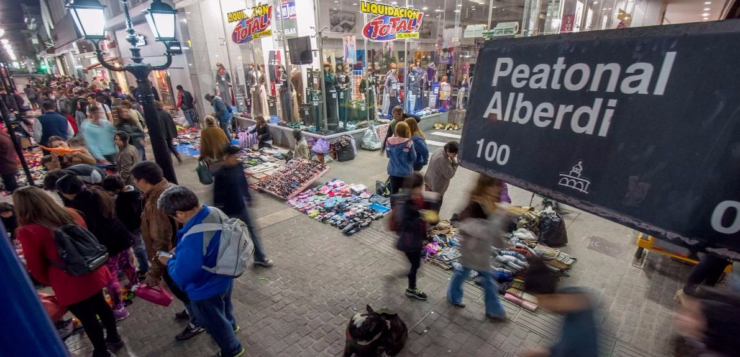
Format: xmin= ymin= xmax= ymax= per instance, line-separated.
xmin=158 ymin=185 xmax=245 ymax=357
xmin=131 ymin=162 xmax=204 ymax=341
xmin=213 ymin=145 xmax=273 ymax=267
xmin=0 ymin=131 xmax=19 ymax=193
xmin=176 ymin=85 xmax=197 ymax=128
xmin=205 ymin=93 xmax=232 ymax=136
xmin=33 ymin=101 xmax=75 ymax=149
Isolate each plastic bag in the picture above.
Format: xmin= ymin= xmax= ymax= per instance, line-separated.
xmin=538 ymin=211 xmax=568 ymax=247
xmin=312 ymin=138 xmax=330 ymax=153
xmin=361 ymin=126 xmax=382 ymax=150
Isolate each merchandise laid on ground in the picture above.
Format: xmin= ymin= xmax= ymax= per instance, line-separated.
xmin=424 ymin=206 xmax=576 ymax=312
xmin=287 ymin=179 xmax=391 ymax=236
xmin=239 ymin=148 xmax=286 ymax=187
xmin=255 ymin=159 xmax=330 ymax=200
xmin=173 ymin=126 xmax=202 ymax=157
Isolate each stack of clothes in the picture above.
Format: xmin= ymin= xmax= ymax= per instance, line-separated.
xmin=422 ymin=206 xmax=578 ymax=312
xmin=287 ymin=179 xmax=390 ymax=236
xmin=256 ymin=159 xmax=329 ymax=199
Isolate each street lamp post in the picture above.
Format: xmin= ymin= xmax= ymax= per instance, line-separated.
xmin=67 ymin=0 xmax=178 ymax=183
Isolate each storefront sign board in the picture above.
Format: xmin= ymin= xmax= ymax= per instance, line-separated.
xmin=360 ymin=1 xmax=423 ymax=42
xmin=460 ymin=22 xmax=740 ymax=258
xmin=560 ymin=15 xmax=575 ymax=33
xmin=232 ymin=4 xmax=273 ymax=44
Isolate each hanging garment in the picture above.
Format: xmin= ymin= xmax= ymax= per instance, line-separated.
xmin=216 ymin=69 xmax=233 ymax=106
xmin=279 ymin=72 xmax=294 ymax=123
xmin=360 ymin=75 xmax=377 ymax=122
xmin=291 ymin=71 xmax=304 ymax=106
xmin=384 ymin=71 xmax=400 ymax=117
xmin=252 ymin=84 xmax=270 ymax=119
xmin=291 ymin=90 xmax=300 ymax=120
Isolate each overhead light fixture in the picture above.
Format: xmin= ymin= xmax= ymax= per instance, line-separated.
xmin=454 ymin=9 xmax=460 ymax=12
xmin=391 ymin=1 xmax=397 ymax=4
xmin=435 ymin=8 xmax=443 ymax=12
xmin=0 ymin=29 xmax=4 ymax=38
xmin=702 ymin=12 xmax=710 ymax=15
xmin=704 ymin=1 xmax=711 ymax=4
xmin=422 ymin=6 xmax=428 ymax=10
xmin=1 ymin=39 xmax=8 ymax=45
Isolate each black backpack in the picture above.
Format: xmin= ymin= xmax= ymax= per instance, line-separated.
xmin=51 ymin=224 xmax=109 ymax=276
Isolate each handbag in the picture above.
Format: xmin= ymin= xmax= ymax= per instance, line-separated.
xmin=196 ymin=159 xmax=213 ymax=185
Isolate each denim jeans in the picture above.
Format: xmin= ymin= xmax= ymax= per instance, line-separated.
xmin=133 ymin=140 xmax=147 ymax=161
xmin=447 ymin=266 xmax=506 ymax=317
xmin=183 ymin=109 xmax=196 ymax=127
xmin=130 ymin=230 xmax=149 ymax=273
xmin=191 ymin=283 xmax=242 ymax=357
xmin=232 ymin=205 xmax=267 ymax=262
xmin=220 ymin=119 xmax=232 ymax=137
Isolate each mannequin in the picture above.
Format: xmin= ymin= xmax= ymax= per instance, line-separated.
xmin=336 ymin=63 xmax=351 ymax=127
xmin=215 ymin=62 xmax=233 ymax=107
xmin=407 ymin=62 xmax=423 ymax=114
xmin=278 ymin=65 xmax=294 ymax=123
xmin=252 ymin=75 xmax=270 ymax=120
xmin=457 ymin=73 xmax=470 ymax=110
xmin=383 ymin=62 xmax=400 ymax=118
xmin=323 ymin=61 xmax=339 ymax=128
xmin=291 ymin=67 xmax=304 ymax=106
xmin=359 ymin=66 xmax=377 ymax=122
xmin=439 ymin=75 xmax=451 ymax=110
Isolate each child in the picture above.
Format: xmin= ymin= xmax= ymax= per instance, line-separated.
xmin=101 ymin=175 xmax=149 ymax=280
xmin=521 ymin=260 xmax=599 ymax=357
xmin=0 ymin=202 xmax=17 ymax=242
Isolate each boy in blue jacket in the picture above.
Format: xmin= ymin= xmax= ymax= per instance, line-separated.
xmin=158 ymin=186 xmax=245 ymax=357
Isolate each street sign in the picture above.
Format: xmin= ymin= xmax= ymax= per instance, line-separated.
xmin=460 ymin=21 xmax=740 ymax=258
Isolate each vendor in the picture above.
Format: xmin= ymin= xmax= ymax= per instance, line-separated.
xmin=249 ymin=116 xmax=272 ymax=149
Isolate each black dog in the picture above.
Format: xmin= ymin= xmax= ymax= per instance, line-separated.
xmin=344 ymin=305 xmax=408 ymax=357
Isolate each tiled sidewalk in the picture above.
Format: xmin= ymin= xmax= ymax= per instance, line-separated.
xmin=58 ymin=150 xmax=690 ymax=357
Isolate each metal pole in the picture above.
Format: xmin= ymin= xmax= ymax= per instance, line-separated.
xmin=109 ymin=0 xmax=177 ymax=184
xmin=0 ymin=97 xmax=34 ymax=188
xmin=313 ymin=0 xmax=327 ymax=130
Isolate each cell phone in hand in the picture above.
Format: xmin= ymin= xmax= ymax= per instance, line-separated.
xmin=156 ymin=251 xmax=173 ymax=258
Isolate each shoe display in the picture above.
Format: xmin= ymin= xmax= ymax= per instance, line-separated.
xmin=113 ymin=307 xmax=130 ymax=322
xmin=175 ymin=323 xmax=205 ymax=341
xmin=405 ymin=288 xmax=428 ymax=301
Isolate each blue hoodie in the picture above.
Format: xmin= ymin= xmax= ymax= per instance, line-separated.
xmin=386 ymin=137 xmax=416 ymax=177
xmin=167 ymin=205 xmax=232 ymax=301
xmin=411 ymin=135 xmax=429 ymax=171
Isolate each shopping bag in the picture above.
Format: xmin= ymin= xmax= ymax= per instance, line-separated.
xmin=196 ymin=159 xmax=213 ymax=185
xmin=538 ymin=210 xmax=568 ymax=247
xmin=39 ymin=293 xmax=67 ymax=321
xmin=361 ymin=126 xmax=382 ymax=151
xmin=312 ymin=138 xmax=330 ymax=154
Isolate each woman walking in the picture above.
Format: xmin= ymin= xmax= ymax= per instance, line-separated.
xmin=14 ymin=186 xmax=123 ymax=357
xmin=114 ymin=131 xmax=140 ymax=185
xmin=405 ymin=118 xmax=429 ymax=172
xmin=115 ymin=106 xmax=146 ymax=161
xmin=385 ymin=121 xmax=416 ymax=194
xmin=199 ymin=116 xmax=231 ymax=162
xmin=447 ymin=175 xmax=508 ymax=321
xmin=56 ymin=174 xmax=136 ymax=321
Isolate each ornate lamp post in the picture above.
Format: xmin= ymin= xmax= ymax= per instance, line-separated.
xmin=67 ymin=0 xmax=178 ymax=183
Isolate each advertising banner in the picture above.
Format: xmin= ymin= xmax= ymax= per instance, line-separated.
xmin=360 ymin=1 xmax=423 ymax=42
xmin=343 ymin=35 xmax=357 ymax=64
xmin=459 ymin=22 xmax=740 ymax=258
xmin=232 ymin=4 xmax=273 ymax=45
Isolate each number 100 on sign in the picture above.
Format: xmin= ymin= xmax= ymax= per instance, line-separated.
xmin=476 ymin=139 xmax=510 ymax=165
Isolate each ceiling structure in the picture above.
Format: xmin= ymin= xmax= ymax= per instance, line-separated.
xmin=664 ymin=0 xmax=732 ymax=23
xmin=0 ymin=0 xmax=40 ymax=61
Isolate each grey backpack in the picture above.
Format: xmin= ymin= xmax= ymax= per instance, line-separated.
xmin=183 ymin=209 xmax=254 ymax=277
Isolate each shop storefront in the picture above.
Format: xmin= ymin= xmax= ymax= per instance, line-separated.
xmin=174 ymin=0 xmax=668 ymax=138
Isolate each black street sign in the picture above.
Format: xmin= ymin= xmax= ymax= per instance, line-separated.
xmin=460 ymin=21 xmax=740 ymax=259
